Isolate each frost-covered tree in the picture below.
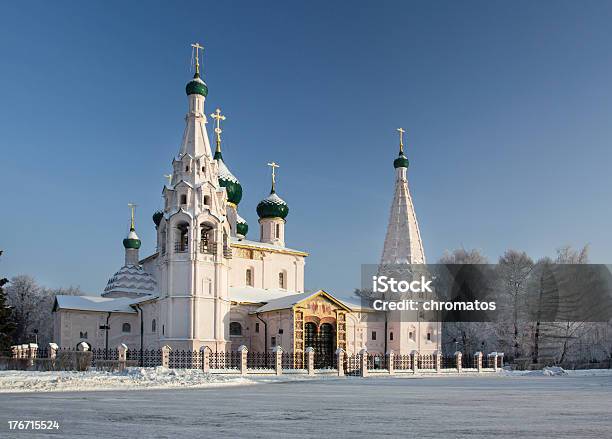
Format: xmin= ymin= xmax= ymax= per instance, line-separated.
xmin=495 ymin=250 xmax=534 ymax=359
xmin=6 ymin=275 xmax=83 ymax=345
xmin=0 ymin=251 xmax=16 ymax=351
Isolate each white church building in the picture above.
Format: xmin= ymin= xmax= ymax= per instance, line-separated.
xmin=53 ymin=46 xmax=440 ymax=361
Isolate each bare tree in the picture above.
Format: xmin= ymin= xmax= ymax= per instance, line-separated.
xmin=496 ymin=250 xmax=534 ymax=359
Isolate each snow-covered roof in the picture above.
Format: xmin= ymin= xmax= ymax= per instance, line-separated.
xmin=54 ymin=295 xmax=157 ymax=313
xmin=230 ymin=237 xmax=308 ymax=256
xmin=217 ymin=159 xmax=240 ymax=183
xmin=103 ymin=264 xmax=157 ymax=298
xmin=252 ymin=290 xmax=362 ymax=313
xmin=229 ymin=286 xmax=292 ymax=304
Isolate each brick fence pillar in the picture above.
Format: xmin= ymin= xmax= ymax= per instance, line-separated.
xmin=411 ymin=350 xmax=419 ymax=375
xmin=27 ymin=343 xmax=38 ymax=368
xmin=48 ymin=343 xmax=58 ymax=360
xmin=489 ymin=352 xmax=497 ymax=371
xmin=305 ymin=347 xmax=315 ymax=376
xmin=435 ymin=350 xmax=442 ymax=373
xmin=359 ymin=348 xmax=369 ymax=377
xmin=387 ymin=350 xmax=395 ymax=375
xmin=238 ymin=345 xmax=248 ymax=376
xmin=475 ymin=351 xmax=483 ymax=373
xmin=273 ymin=346 xmax=283 ymax=376
xmin=498 ymin=352 xmax=504 ymax=369
xmin=336 ymin=348 xmax=345 ymax=377
xmin=21 ymin=344 xmax=28 ymax=359
xmin=455 ymin=351 xmax=462 ymax=373
xmin=117 ymin=343 xmax=128 ymax=371
xmin=200 ymin=346 xmax=211 ymax=373
xmin=161 ymin=345 xmax=171 ymax=368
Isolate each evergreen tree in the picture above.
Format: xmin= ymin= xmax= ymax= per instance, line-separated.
xmin=0 ymin=250 xmax=16 ymax=352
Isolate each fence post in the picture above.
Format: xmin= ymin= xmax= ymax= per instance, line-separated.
xmin=273 ymin=346 xmax=283 ymax=376
xmin=161 ymin=345 xmax=171 ymax=368
xmin=48 ymin=343 xmax=58 ymax=360
xmin=336 ymin=348 xmax=345 ymax=377
xmin=475 ymin=351 xmax=483 ymax=373
xmin=360 ymin=348 xmax=368 ymax=377
xmin=489 ymin=352 xmax=497 ymax=372
xmin=27 ymin=343 xmax=38 ymax=368
xmin=498 ymin=352 xmax=504 ymax=369
xmin=305 ymin=347 xmax=315 ymax=376
xmin=455 ymin=351 xmax=462 ymax=373
xmin=77 ymin=342 xmax=89 ymax=352
xmin=117 ymin=343 xmax=128 ymax=371
xmin=10 ymin=345 xmax=18 ymax=359
xmin=238 ymin=345 xmax=248 ymax=376
xmin=387 ymin=350 xmax=395 ymax=375
xmin=411 ymin=350 xmax=419 ymax=375
xmin=21 ymin=344 xmax=28 ymax=359
xmin=200 ymin=346 xmax=211 ymax=373
xmin=435 ymin=350 xmax=441 ymax=373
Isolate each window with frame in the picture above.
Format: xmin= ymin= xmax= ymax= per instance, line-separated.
xmin=180 ymin=194 xmax=187 ymax=205
xmin=278 ymin=272 xmax=285 ymax=289
xmin=122 ymin=323 xmax=131 ymax=333
xmin=229 ymin=322 xmax=242 ymax=336
xmin=371 ymin=331 xmax=377 ymax=341
xmin=427 ymin=332 xmax=431 ymax=341
xmin=255 ymin=322 xmax=260 ymax=333
xmin=246 ymin=268 xmax=253 ymax=286
xmin=152 ymin=319 xmax=156 ymax=332
xmin=271 ymin=336 xmax=277 ymax=348
xmin=275 ymin=223 xmax=280 ymax=239
xmin=389 ymin=332 xmax=393 ymax=341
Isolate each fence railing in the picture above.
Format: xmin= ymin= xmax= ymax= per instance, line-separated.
xmin=3 ymin=345 xmax=505 ymax=376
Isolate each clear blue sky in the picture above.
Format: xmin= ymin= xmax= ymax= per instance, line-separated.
xmin=2 ymin=1 xmax=612 ymax=295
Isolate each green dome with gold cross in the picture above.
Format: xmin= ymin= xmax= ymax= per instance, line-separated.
xmin=393 ymin=127 xmax=409 ymax=168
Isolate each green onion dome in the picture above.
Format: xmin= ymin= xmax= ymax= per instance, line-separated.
xmin=257 ymin=191 xmax=289 ymax=219
xmin=152 ymin=210 xmax=163 ymax=228
xmin=393 ymin=151 xmax=409 ymax=169
xmin=215 ymin=151 xmax=243 ymax=205
xmin=236 ymin=214 xmax=248 ymax=237
xmin=185 ymin=72 xmax=208 ymax=97
xmin=123 ymin=228 xmax=142 ymax=249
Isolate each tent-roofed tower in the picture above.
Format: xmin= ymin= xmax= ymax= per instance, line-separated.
xmin=380 ymin=128 xmax=426 ymax=266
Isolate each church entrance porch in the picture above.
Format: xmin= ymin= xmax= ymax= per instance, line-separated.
xmin=305 ymin=322 xmax=336 ymax=368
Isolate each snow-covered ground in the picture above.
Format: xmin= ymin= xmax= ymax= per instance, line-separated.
xmin=1 ymin=367 xmax=611 ymax=393
xmin=0 ymin=372 xmax=610 ymax=438
xmin=0 ymin=367 xmax=313 ymax=393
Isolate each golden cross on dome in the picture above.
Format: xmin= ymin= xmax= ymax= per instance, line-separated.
xmin=267 ymin=161 xmax=280 ymax=192
xmin=191 ymin=42 xmax=204 ymax=75
xmin=127 ymin=203 xmax=137 ymax=230
xmin=163 ymin=174 xmax=173 ymax=186
xmin=397 ymin=128 xmax=405 ymax=154
xmin=210 ymin=108 xmax=226 ymax=150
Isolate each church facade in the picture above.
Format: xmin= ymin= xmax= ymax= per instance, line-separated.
xmin=53 ymin=47 xmax=440 ymax=360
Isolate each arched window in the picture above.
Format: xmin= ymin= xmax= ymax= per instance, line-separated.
xmin=176 ymin=223 xmax=189 ymax=252
xmin=278 ymin=272 xmax=285 ymax=289
xmin=203 ymin=195 xmax=211 ymax=206
xmin=229 ymin=322 xmax=242 ymax=336
xmin=122 ymin=323 xmax=131 ymax=333
xmin=180 ymin=194 xmax=187 ymax=205
xmin=152 ymin=319 xmax=156 ymax=332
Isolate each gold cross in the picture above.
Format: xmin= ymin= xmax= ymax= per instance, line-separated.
xmin=397 ymin=128 xmax=405 ymax=153
xmin=191 ymin=42 xmax=204 ymax=75
xmin=267 ymin=161 xmax=280 ymax=192
xmin=127 ymin=203 xmax=137 ymax=230
xmin=210 ymin=108 xmax=226 ymax=150
xmin=163 ymin=174 xmax=173 ymax=186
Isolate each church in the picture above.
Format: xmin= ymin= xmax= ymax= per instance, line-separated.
xmin=53 ymin=45 xmax=440 ymax=361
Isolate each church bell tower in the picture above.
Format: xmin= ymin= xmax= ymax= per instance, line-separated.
xmin=155 ymin=43 xmax=232 ymax=351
